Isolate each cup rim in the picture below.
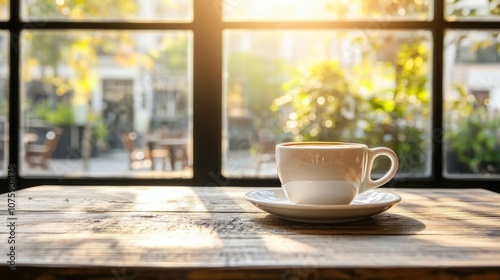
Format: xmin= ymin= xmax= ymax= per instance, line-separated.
xmin=276 ymin=141 xmax=368 ymax=149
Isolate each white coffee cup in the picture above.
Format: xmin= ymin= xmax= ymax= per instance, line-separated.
xmin=276 ymin=142 xmax=399 ymax=205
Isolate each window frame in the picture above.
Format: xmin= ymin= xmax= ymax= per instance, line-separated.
xmin=1 ymin=0 xmax=499 ymax=191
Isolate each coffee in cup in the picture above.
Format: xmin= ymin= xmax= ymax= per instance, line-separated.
xmin=276 ymin=142 xmax=399 ymax=205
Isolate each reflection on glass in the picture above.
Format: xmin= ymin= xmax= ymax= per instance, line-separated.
xmin=223 ymin=0 xmax=432 ymax=21
xmin=22 ymin=0 xmax=192 ymax=22
xmin=0 ymin=0 xmax=9 ymax=20
xmin=444 ymin=30 xmax=500 ymax=178
xmin=223 ymin=30 xmax=432 ymax=178
xmin=446 ymin=0 xmax=500 ymax=21
xmin=21 ymin=30 xmax=193 ymax=178
xmin=0 ymin=32 xmax=7 ymax=176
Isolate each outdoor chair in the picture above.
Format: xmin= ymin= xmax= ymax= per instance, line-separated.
xmin=164 ymin=128 xmax=189 ymax=170
xmin=25 ymin=129 xmax=62 ymax=169
xmin=122 ymin=131 xmax=169 ymax=170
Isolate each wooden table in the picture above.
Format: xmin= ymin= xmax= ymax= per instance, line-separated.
xmin=1 ymin=186 xmax=499 ymax=279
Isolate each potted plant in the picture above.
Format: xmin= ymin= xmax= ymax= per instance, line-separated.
xmin=32 ymin=100 xmax=108 ymax=159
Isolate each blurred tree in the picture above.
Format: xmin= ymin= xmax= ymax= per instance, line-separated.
xmin=153 ymin=34 xmax=189 ymax=73
xmin=365 ymin=37 xmax=430 ymax=174
xmin=446 ymin=85 xmax=500 ymax=173
xmin=271 ymin=60 xmax=358 ymax=142
xmin=228 ymin=52 xmax=286 ymax=119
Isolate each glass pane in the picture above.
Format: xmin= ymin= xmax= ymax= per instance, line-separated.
xmin=21 ymin=30 xmax=193 ymax=178
xmin=22 ymin=0 xmax=192 ymax=22
xmin=446 ymin=0 xmax=500 ymax=21
xmin=0 ymin=0 xmax=9 ymax=20
xmin=0 ymin=31 xmax=7 ymax=176
xmin=223 ymin=30 xmax=432 ymax=178
xmin=444 ymin=30 xmax=500 ymax=178
xmin=223 ymin=0 xmax=432 ymax=21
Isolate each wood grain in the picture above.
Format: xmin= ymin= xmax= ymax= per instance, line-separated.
xmin=0 ymin=186 xmax=499 ymax=279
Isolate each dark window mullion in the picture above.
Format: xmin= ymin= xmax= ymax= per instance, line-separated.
xmin=432 ymin=0 xmax=445 ymax=183
xmin=8 ymin=0 xmax=21 ymax=184
xmin=192 ymin=0 xmax=223 ymax=185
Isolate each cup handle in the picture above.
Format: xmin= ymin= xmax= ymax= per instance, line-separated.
xmin=359 ymin=147 xmax=399 ymax=194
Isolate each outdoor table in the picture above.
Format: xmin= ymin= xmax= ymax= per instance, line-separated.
xmin=1 ymin=186 xmax=499 ymax=279
xmin=145 ymin=137 xmax=189 ymax=170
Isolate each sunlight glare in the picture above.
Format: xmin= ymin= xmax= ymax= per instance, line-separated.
xmin=134 ymin=188 xmax=208 ymax=212
xmin=324 ymin=120 xmax=333 ymax=128
xmin=317 ymin=96 xmax=326 ymax=105
xmin=260 ymin=234 xmax=315 ymax=253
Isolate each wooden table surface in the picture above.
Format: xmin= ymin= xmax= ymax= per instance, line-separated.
xmin=1 ymin=186 xmax=499 ymax=279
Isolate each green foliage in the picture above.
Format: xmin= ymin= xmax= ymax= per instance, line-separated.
xmin=271 ymin=61 xmax=357 ymax=142
xmin=446 ymin=85 xmax=500 ymax=172
xmin=34 ymin=101 xmax=75 ymax=126
xmin=0 ymin=102 xmax=6 ymax=117
xmin=93 ymin=118 xmax=109 ymax=143
xmin=153 ymin=35 xmax=189 ymax=73
xmin=29 ymin=33 xmax=73 ymax=71
xmin=0 ymin=88 xmax=6 ymax=117
xmin=442 ymin=30 xmax=500 ymax=174
xmin=447 ymin=108 xmax=500 ymax=171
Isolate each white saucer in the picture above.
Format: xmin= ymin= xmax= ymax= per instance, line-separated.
xmin=245 ymin=188 xmax=401 ymax=223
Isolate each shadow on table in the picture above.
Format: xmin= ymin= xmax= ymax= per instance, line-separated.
xmin=252 ymin=213 xmax=427 ymax=235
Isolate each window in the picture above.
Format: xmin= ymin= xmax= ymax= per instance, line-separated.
xmin=1 ymin=1 xmax=499 ymax=189
xmin=21 ymin=30 xmax=193 ymax=178
xmin=444 ymin=30 xmax=500 ymax=177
